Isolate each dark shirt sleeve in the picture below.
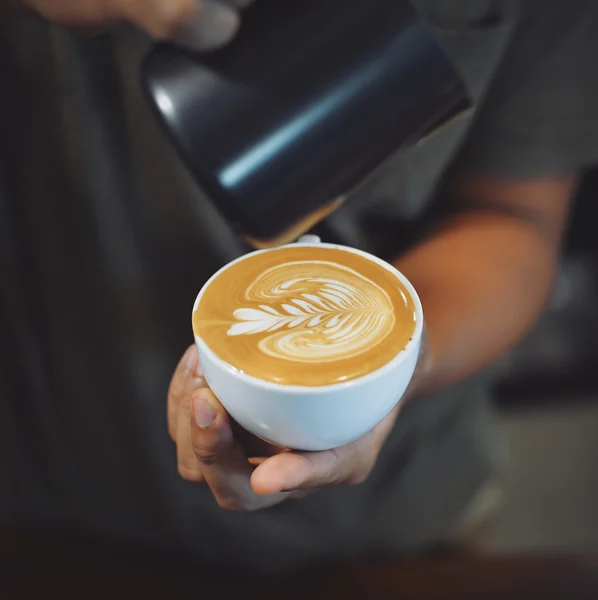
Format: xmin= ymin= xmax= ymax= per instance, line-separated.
xmin=457 ymin=0 xmax=598 ymax=176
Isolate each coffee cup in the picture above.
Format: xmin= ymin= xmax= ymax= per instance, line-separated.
xmin=192 ymin=236 xmax=423 ymax=451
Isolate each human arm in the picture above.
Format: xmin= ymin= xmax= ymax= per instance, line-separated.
xmin=407 ymin=0 xmax=598 ymax=393
xmin=165 ymin=174 xmax=575 ymax=512
xmin=168 ymin=0 xmax=598 ymax=511
xmin=397 ymin=173 xmax=575 ymax=397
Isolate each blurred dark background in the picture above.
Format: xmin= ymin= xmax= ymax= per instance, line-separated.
xmin=489 ymin=166 xmax=598 ymax=552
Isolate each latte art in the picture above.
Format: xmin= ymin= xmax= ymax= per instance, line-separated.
xmin=227 ymin=261 xmax=395 ymax=363
xmin=193 ymin=246 xmax=417 ymax=386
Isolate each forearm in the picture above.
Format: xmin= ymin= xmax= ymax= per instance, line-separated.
xmin=395 ymin=206 xmax=563 ymax=396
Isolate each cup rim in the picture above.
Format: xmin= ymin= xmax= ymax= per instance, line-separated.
xmin=192 ymin=242 xmax=424 ymax=394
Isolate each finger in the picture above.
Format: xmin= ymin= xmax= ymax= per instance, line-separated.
xmin=190 ymin=388 xmax=290 ymax=511
xmin=26 ymin=0 xmax=108 ymax=25
xmin=113 ymin=0 xmax=191 ymax=38
xmin=176 ymin=362 xmax=209 ymax=483
xmin=121 ymin=0 xmax=241 ymax=51
xmin=173 ymin=0 xmax=241 ymax=51
xmin=250 ymin=447 xmax=351 ymax=495
xmin=251 ymin=408 xmax=400 ymax=495
xmin=167 ymin=345 xmax=197 ymax=441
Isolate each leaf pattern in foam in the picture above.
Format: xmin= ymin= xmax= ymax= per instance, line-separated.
xmin=226 ymin=260 xmax=397 ymax=362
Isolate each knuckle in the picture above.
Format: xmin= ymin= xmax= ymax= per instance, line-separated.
xmin=180 ymin=378 xmax=207 ymax=408
xmin=191 ymin=428 xmax=233 ymax=465
xmin=177 ymin=391 xmax=190 ymax=410
xmin=191 ymin=442 xmax=221 ymax=466
xmin=168 ymin=373 xmax=184 ymax=397
xmin=187 ymin=376 xmax=208 ymax=397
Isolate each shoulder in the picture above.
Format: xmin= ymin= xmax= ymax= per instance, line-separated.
xmin=456 ymin=0 xmax=598 ymax=176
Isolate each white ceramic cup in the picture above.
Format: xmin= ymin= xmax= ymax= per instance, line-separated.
xmin=192 ymin=236 xmax=424 ymax=451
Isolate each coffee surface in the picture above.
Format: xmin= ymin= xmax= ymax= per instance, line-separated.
xmin=193 ymin=246 xmax=416 ymax=386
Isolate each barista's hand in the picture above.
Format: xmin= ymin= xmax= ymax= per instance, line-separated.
xmin=168 ymin=342 xmax=428 ymax=512
xmin=17 ymin=0 xmax=253 ymax=50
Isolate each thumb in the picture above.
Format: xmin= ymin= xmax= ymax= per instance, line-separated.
xmin=189 ymin=387 xmax=239 ymax=467
xmin=190 ymin=388 xmax=291 ymax=511
xmin=190 ymin=388 xmax=258 ymax=511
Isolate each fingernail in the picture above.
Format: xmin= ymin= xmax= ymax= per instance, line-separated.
xmin=173 ymin=0 xmax=240 ymax=51
xmin=183 ymin=346 xmax=197 ymax=372
xmin=193 ymin=395 xmax=217 ymax=428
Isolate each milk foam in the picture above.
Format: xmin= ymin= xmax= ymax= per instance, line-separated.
xmin=227 ymin=260 xmax=395 ymax=363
